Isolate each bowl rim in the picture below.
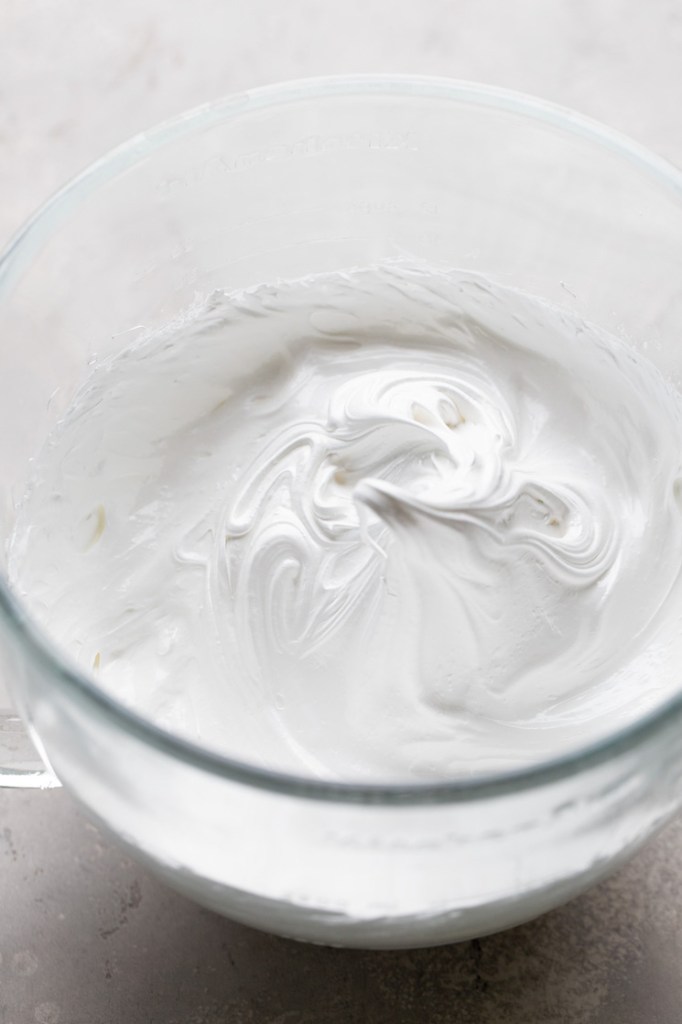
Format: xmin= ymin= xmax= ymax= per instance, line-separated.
xmin=3 ymin=72 xmax=682 ymax=806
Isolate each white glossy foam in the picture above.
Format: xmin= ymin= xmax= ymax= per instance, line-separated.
xmin=9 ymin=263 xmax=682 ymax=781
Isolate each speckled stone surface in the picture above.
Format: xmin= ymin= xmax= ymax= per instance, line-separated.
xmin=3 ymin=1 xmax=682 ymax=1021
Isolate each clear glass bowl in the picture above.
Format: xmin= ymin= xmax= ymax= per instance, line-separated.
xmin=2 ymin=75 xmax=682 ymax=949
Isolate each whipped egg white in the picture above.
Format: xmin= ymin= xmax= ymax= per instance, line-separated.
xmin=9 ymin=263 xmax=682 ymax=781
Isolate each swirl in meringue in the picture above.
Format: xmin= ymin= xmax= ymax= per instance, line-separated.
xmin=9 ymin=263 xmax=682 ymax=780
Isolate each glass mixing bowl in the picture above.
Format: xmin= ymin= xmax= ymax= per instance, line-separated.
xmin=2 ymin=75 xmax=682 ymax=949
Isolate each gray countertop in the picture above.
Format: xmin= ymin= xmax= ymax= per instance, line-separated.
xmin=3 ymin=2 xmax=682 ymax=1021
